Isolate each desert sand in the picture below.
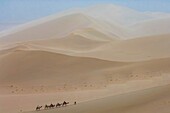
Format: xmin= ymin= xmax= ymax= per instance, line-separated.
xmin=26 ymin=84 xmax=170 ymax=113
xmin=0 ymin=4 xmax=170 ymax=113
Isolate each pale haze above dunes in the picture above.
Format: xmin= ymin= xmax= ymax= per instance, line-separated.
xmin=0 ymin=4 xmax=170 ymax=113
xmin=0 ymin=4 xmax=170 ymax=42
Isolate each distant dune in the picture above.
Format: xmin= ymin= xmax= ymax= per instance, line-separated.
xmin=0 ymin=4 xmax=170 ymax=113
xmin=0 ymin=23 xmax=22 ymax=32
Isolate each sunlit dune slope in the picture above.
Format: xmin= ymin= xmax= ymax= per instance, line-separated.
xmin=131 ymin=17 xmax=170 ymax=37
xmin=0 ymin=13 xmax=127 ymax=45
xmin=27 ymin=84 xmax=170 ymax=113
xmin=20 ymin=34 xmax=170 ymax=62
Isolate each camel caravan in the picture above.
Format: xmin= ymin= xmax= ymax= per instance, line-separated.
xmin=36 ymin=101 xmax=76 ymax=111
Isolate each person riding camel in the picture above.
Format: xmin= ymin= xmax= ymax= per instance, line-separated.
xmin=74 ymin=101 xmax=77 ymax=105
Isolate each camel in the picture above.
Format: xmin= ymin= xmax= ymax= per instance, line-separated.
xmin=44 ymin=105 xmax=50 ymax=109
xmin=36 ymin=106 xmax=42 ymax=111
xmin=44 ymin=104 xmax=55 ymax=109
xmin=50 ymin=103 xmax=55 ymax=108
xmin=62 ymin=101 xmax=69 ymax=106
xmin=56 ymin=103 xmax=62 ymax=107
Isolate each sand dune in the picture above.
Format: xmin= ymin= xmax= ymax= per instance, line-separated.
xmin=83 ymin=4 xmax=170 ymax=26
xmin=0 ymin=49 xmax=128 ymax=86
xmin=15 ymin=34 xmax=170 ymax=62
xmin=1 ymin=4 xmax=170 ymax=45
xmin=131 ymin=17 xmax=170 ymax=37
xmin=82 ymin=34 xmax=170 ymax=61
xmin=25 ymin=84 xmax=170 ymax=113
xmin=0 ymin=13 xmax=126 ymax=45
xmin=0 ymin=46 xmax=170 ymax=90
xmin=0 ymin=4 xmax=170 ymax=113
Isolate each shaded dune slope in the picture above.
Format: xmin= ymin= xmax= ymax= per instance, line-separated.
xmin=0 ymin=49 xmax=128 ymax=86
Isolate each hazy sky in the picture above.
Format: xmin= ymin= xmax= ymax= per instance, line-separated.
xmin=0 ymin=0 xmax=170 ymax=24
